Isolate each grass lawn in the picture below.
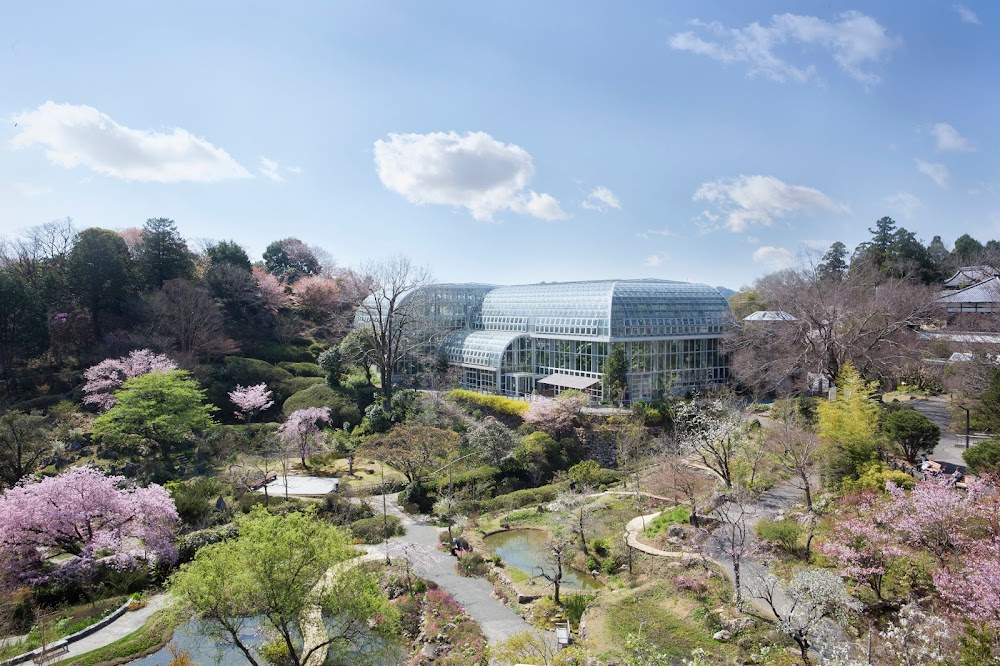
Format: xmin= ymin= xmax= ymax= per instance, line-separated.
xmin=308 ymin=456 xmax=407 ymax=487
xmin=0 ymin=597 xmax=127 ymax=661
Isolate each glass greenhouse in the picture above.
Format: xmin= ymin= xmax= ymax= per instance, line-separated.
xmin=356 ymin=279 xmax=734 ymax=404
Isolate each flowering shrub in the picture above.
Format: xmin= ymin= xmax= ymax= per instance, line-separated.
xmin=672 ymin=573 xmax=709 ymax=593
xmin=419 ymin=588 xmax=487 ymax=665
xmin=83 ymin=349 xmax=177 ymax=411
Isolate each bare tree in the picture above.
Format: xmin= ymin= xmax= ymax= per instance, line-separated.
xmin=146 ymin=278 xmax=238 ymax=361
xmin=536 ymin=533 xmax=571 ymax=605
xmin=770 ymin=425 xmax=822 ymax=511
xmin=728 ymin=263 xmax=939 ymax=395
xmin=713 ymin=491 xmax=753 ymax=607
xmin=655 ymin=455 xmax=715 ymax=528
xmin=347 ymin=256 xmax=433 ymax=411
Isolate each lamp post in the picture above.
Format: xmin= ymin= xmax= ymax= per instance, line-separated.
xmin=958 ymin=405 xmax=970 ymax=449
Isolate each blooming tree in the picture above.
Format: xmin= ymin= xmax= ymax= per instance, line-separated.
xmin=277 ymin=407 xmax=331 ymax=468
xmin=291 ymin=275 xmax=341 ymax=319
xmin=229 ymin=383 xmax=274 ymax=423
xmin=83 ymin=349 xmax=177 ymax=411
xmin=0 ymin=466 xmax=179 ymax=584
xmin=749 ymin=569 xmax=861 ymax=666
xmin=817 ymin=492 xmax=906 ymax=600
xmin=523 ymin=393 xmax=587 ymax=438
xmin=252 ymin=266 xmax=287 ymax=314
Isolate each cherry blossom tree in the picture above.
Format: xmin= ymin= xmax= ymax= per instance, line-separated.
xmin=817 ymin=492 xmax=906 ymax=600
xmin=523 ymin=392 xmax=587 ymax=438
xmin=229 ymin=383 xmax=274 ymax=423
xmin=83 ymin=349 xmax=177 ymax=411
xmin=252 ymin=266 xmax=287 ymax=314
xmin=277 ymin=407 xmax=331 ymax=468
xmin=0 ymin=466 xmax=179 ymax=584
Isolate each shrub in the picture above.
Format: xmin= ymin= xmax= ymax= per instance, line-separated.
xmin=562 ymin=594 xmax=595 ymax=627
xmin=842 ymin=463 xmax=916 ymax=493
xmin=447 ymin=389 xmax=529 ymax=419
xmin=348 ymin=515 xmax=404 ymax=544
xmin=755 ymin=518 xmax=802 ymax=553
xmin=963 ymin=438 xmax=1000 ymax=476
xmin=480 ymin=482 xmax=567 ymax=513
xmin=282 ymin=383 xmax=362 ymax=427
xmin=457 ymin=552 xmax=489 ymax=577
xmin=278 ymin=376 xmax=325 ymax=396
xmin=672 ymin=574 xmax=709 ymax=593
xmin=166 ymin=477 xmax=222 ymax=528
xmin=321 ymin=492 xmax=374 ymax=525
xmin=530 ymin=597 xmax=561 ymax=627
xmin=222 ymin=356 xmax=293 ymax=388
xmin=245 ymin=341 xmax=317 ymax=363
xmin=277 ymin=362 xmax=326 ymax=377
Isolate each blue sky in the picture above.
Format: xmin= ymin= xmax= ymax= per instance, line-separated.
xmin=2 ymin=1 xmax=997 ymax=289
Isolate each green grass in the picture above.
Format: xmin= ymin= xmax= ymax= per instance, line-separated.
xmin=0 ymin=597 xmax=126 ymax=661
xmin=58 ymin=609 xmax=178 ymax=666
xmin=644 ymin=506 xmax=690 ymax=537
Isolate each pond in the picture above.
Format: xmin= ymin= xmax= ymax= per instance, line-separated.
xmin=483 ymin=529 xmax=603 ymax=591
xmin=128 ymin=618 xmax=402 ymax=665
xmin=127 ymin=619 xmax=264 ymax=666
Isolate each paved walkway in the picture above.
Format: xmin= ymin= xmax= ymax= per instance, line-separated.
xmin=363 ymin=494 xmax=537 ymax=645
xmin=907 ymin=396 xmax=984 ymax=466
xmin=60 ymin=595 xmax=169 ymax=660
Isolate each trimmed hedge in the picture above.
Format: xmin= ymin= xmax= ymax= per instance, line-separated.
xmin=348 ymin=515 xmax=404 ymax=544
xmin=245 ymin=341 xmax=317 ymax=364
xmin=282 ymin=384 xmax=362 ymax=427
xmin=447 ymin=389 xmax=529 ymax=419
xmin=480 ymin=481 xmax=568 ymax=513
xmin=278 ymin=362 xmax=326 ymax=377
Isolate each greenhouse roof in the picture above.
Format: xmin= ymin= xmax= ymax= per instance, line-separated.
xmin=441 ymin=329 xmax=526 ymax=369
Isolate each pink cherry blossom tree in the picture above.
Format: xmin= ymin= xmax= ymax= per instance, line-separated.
xmin=83 ymin=349 xmax=177 ymax=411
xmin=817 ymin=492 xmax=906 ymax=600
xmin=524 ymin=393 xmax=588 ymax=438
xmin=277 ymin=407 xmax=331 ymax=468
xmin=229 ymin=383 xmax=274 ymax=423
xmin=252 ymin=266 xmax=287 ymax=314
xmin=0 ymin=466 xmax=179 ymax=585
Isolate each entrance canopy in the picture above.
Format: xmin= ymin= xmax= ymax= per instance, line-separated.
xmin=537 ymin=374 xmax=600 ymax=390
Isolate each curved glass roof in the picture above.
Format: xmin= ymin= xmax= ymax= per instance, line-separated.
xmin=480 ymin=280 xmax=732 ymax=339
xmin=354 ymin=283 xmax=494 ymax=329
xmin=442 ymin=329 xmax=527 ymax=369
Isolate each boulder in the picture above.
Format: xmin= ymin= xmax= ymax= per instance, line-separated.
xmin=713 ymin=629 xmax=733 ymax=642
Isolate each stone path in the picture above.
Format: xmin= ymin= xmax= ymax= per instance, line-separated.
xmin=363 ymin=494 xmax=537 ymax=645
xmin=60 ymin=595 xmax=169 ymax=660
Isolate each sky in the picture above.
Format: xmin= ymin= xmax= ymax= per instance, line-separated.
xmin=1 ymin=1 xmax=998 ymax=290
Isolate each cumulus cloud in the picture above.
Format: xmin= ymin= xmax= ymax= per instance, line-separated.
xmin=694 ymin=174 xmax=846 ymax=233
xmin=258 ymin=156 xmax=301 ymax=182
xmin=10 ymin=101 xmax=251 ymax=183
xmin=582 ymin=186 xmax=621 ymax=211
xmin=669 ymin=11 xmax=900 ymax=85
xmin=931 ymin=122 xmax=974 ymax=152
xmin=915 ymin=160 xmax=949 ymax=188
xmin=644 ymin=254 xmax=664 ymax=268
xmin=885 ymin=191 xmax=924 ymax=219
xmin=373 ymin=131 xmax=566 ymax=222
xmin=953 ymin=4 xmax=981 ymax=24
xmin=753 ymin=246 xmax=795 ymax=270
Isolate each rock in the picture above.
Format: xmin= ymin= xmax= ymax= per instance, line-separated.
xmin=713 ymin=629 xmax=733 ymax=642
xmin=666 ymin=561 xmax=684 ymax=569
xmin=667 ymin=525 xmax=685 ymax=538
xmin=724 ymin=617 xmax=756 ymax=632
xmin=667 ymin=536 xmax=681 ymax=545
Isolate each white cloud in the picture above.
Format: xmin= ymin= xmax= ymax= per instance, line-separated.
xmin=885 ymin=191 xmax=924 ymax=219
xmin=694 ymin=174 xmax=846 ymax=233
xmin=669 ymin=11 xmax=900 ymax=85
xmin=582 ymin=186 xmax=621 ymax=211
xmin=644 ymin=254 xmax=664 ymax=268
xmin=931 ymin=122 xmax=975 ymax=152
xmin=801 ymin=239 xmax=833 ymax=250
xmin=915 ymin=159 xmax=949 ymax=188
xmin=10 ymin=101 xmax=251 ymax=183
xmin=753 ymin=246 xmax=795 ymax=270
xmin=373 ymin=131 xmax=566 ymax=222
xmin=11 ymin=182 xmax=51 ymax=198
xmin=258 ymin=156 xmax=301 ymax=182
xmin=636 ymin=226 xmax=674 ymax=239
xmin=953 ymin=4 xmax=981 ymax=24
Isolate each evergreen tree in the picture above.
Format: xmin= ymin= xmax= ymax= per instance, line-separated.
xmin=602 ymin=343 xmax=628 ymax=406
xmin=816 ymin=361 xmax=882 ymax=483
xmin=818 ymin=241 xmax=849 ymax=281
xmin=0 ymin=270 xmax=49 ymax=372
xmin=138 ymin=218 xmax=194 ymax=289
xmin=68 ymin=227 xmax=135 ymax=338
xmin=952 ymin=233 xmax=985 ymax=265
xmin=206 ymin=240 xmax=252 ymax=271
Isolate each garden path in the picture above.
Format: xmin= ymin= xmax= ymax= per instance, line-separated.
xmin=363 ymin=493 xmax=541 ymax=645
xmin=59 ymin=594 xmax=169 ymax=660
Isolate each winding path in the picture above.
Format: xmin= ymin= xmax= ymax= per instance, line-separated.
xmin=361 ymin=494 xmax=538 ymax=645
xmin=59 ymin=595 xmax=170 ymax=661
